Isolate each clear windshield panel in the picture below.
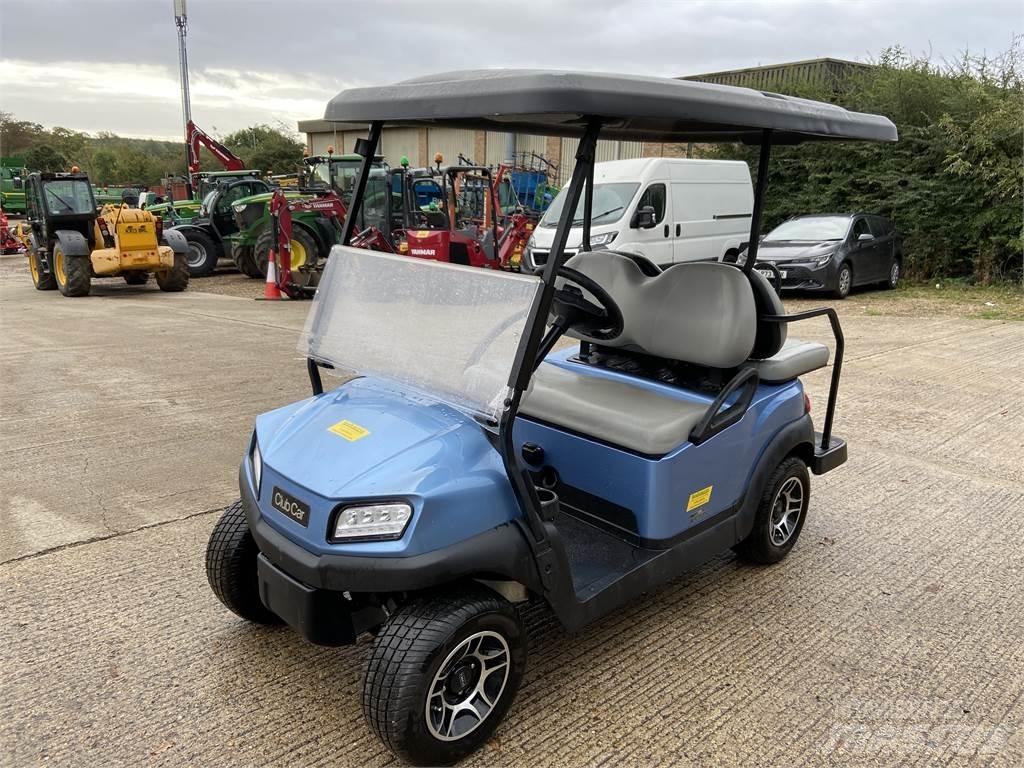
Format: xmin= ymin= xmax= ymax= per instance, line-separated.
xmin=539 ymin=182 xmax=639 ymax=228
xmin=766 ymin=216 xmax=850 ymax=241
xmin=43 ymin=180 xmax=94 ymax=215
xmin=299 ymin=247 xmax=541 ymax=422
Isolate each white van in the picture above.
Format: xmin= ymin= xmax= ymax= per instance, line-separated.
xmin=522 ymin=157 xmax=753 ymax=271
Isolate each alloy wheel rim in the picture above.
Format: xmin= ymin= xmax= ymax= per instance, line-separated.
xmin=770 ymin=476 xmax=804 ymax=546
xmin=890 ymin=262 xmax=900 ymax=286
xmin=426 ymin=630 xmax=510 ymax=742
xmin=839 ymin=268 xmax=850 ymax=295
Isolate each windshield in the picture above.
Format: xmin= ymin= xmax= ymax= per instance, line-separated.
xmin=765 ymin=216 xmax=850 ymax=241
xmin=539 ymin=182 xmax=638 ymax=228
xmin=299 ymin=247 xmax=540 ymax=422
xmin=43 ymin=180 xmax=93 ymax=215
xmin=200 ymin=189 xmax=217 ymax=215
xmin=307 ymin=160 xmax=362 ymax=196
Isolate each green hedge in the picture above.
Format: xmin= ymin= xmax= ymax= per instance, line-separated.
xmin=709 ymin=45 xmax=1023 ymax=283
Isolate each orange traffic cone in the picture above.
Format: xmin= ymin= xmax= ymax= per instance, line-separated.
xmin=257 ymin=248 xmax=283 ymax=301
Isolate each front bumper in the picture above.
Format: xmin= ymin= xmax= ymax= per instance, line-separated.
xmin=759 ymin=260 xmax=835 ymax=291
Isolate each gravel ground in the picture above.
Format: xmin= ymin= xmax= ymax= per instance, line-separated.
xmin=1 ymin=255 xmax=1021 ymax=767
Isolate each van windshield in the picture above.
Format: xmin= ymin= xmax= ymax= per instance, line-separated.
xmin=539 ymin=183 xmax=638 ymax=228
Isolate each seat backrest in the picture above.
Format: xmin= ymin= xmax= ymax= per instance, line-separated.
xmin=564 ymin=251 xmax=757 ymax=369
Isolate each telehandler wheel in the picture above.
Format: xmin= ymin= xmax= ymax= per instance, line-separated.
xmin=734 ymin=456 xmax=810 ymax=564
xmin=182 ymin=229 xmax=219 ymax=277
xmin=53 ymin=245 xmax=91 ymax=297
xmin=205 ymin=500 xmax=282 ymax=625
xmin=155 ymin=253 xmax=189 ymax=292
xmin=28 ymin=249 xmax=56 ymax=290
xmin=123 ymin=272 xmax=149 ymax=286
xmin=232 ymin=245 xmax=263 ymax=278
xmin=363 ymin=586 xmax=526 ymax=766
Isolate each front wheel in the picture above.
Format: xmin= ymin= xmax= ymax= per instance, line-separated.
xmin=363 ymin=586 xmax=527 ymax=766
xmin=28 ymin=248 xmax=56 ymax=290
xmin=205 ymin=500 xmax=281 ymax=624
xmin=156 ymin=253 xmax=189 ymax=292
xmin=734 ymin=455 xmax=810 ymax=564
xmin=53 ymin=246 xmax=91 ymax=297
xmin=182 ymin=229 xmax=219 ymax=277
xmin=833 ymin=262 xmax=852 ymax=299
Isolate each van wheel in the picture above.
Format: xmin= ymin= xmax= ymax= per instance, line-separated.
xmin=53 ymin=246 xmax=91 ymax=297
xmin=724 ymin=249 xmax=739 ymax=264
xmin=833 ymin=262 xmax=852 ymax=299
xmin=205 ymin=500 xmax=281 ymax=624
xmin=363 ymin=586 xmax=526 ymax=765
xmin=734 ymin=456 xmax=809 ymax=564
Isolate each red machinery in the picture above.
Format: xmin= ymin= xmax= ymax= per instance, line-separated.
xmin=186 ymin=120 xmax=245 ymax=179
xmin=1 ymin=210 xmax=25 ymax=255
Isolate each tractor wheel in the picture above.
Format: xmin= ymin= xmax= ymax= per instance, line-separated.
xmin=155 ymin=253 xmax=189 ymax=292
xmin=232 ymin=244 xmax=263 ymax=278
xmin=254 ymin=226 xmax=321 ymax=279
xmin=123 ymin=271 xmax=149 ymax=286
xmin=363 ymin=585 xmax=526 ymax=765
xmin=53 ymin=245 xmax=91 ymax=297
xmin=28 ymin=249 xmax=56 ymax=290
xmin=206 ymin=500 xmax=281 ymax=625
xmin=182 ymin=229 xmax=219 ymax=277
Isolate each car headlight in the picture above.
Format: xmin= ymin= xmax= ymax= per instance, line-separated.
xmin=251 ymin=437 xmax=262 ymax=495
xmin=589 ymin=232 xmax=617 ymax=247
xmin=813 ymin=251 xmax=835 ymax=268
xmin=332 ymin=502 xmax=412 ymax=541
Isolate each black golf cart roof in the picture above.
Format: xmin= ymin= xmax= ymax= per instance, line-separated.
xmin=324 ymin=69 xmax=897 ymax=144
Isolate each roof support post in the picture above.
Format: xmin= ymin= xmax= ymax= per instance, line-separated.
xmin=742 ymin=129 xmax=772 ymax=274
xmin=580 ymin=152 xmax=595 ymax=252
xmin=341 ymin=121 xmax=382 ymax=246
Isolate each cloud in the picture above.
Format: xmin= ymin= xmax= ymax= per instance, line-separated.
xmin=0 ymin=0 xmax=1019 ymax=138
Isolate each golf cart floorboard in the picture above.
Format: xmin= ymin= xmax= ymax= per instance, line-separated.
xmin=554 ymin=511 xmax=660 ymax=601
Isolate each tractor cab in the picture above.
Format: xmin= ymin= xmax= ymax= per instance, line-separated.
xmin=24 ymin=172 xmax=98 ymax=250
xmin=194 ymin=170 xmax=263 ymax=201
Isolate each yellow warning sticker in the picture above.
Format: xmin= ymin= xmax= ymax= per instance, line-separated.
xmin=686 ymin=485 xmax=713 ymax=513
xmin=328 ymin=420 xmax=370 ymax=442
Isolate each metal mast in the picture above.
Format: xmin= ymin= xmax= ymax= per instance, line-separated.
xmin=173 ymin=0 xmax=193 ymax=196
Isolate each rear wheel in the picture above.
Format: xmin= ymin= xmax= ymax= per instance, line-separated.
xmin=53 ymin=245 xmax=91 ymax=297
xmin=123 ymin=271 xmax=149 ymax=285
xmin=205 ymin=500 xmax=281 ymax=625
xmin=885 ymin=258 xmax=901 ymax=289
xmin=28 ymin=248 xmax=56 ymax=290
xmin=155 ymin=253 xmax=189 ymax=292
xmin=833 ymin=262 xmax=852 ymax=299
xmin=182 ymin=229 xmax=219 ymax=277
xmin=363 ymin=586 xmax=526 ymax=766
xmin=254 ymin=225 xmax=320 ymax=281
xmin=232 ymin=244 xmax=263 ymax=278
xmin=734 ymin=456 xmax=810 ymax=564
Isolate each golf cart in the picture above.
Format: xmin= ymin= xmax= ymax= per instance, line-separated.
xmin=205 ymin=70 xmax=896 ymax=765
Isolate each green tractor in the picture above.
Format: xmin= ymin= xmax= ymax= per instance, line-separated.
xmin=0 ymin=161 xmax=28 ymax=215
xmin=226 ymin=154 xmax=387 ymax=277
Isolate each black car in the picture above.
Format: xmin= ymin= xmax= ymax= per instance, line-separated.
xmin=736 ymin=213 xmax=902 ymax=298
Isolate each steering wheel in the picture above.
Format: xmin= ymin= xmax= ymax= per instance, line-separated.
xmin=753 ymin=261 xmax=783 ymax=294
xmin=552 ymin=266 xmax=624 ymax=341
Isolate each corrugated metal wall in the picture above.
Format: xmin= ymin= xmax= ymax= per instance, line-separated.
xmin=553 ymin=139 xmax=644 ymax=184
xmin=426 ymin=128 xmax=476 ymax=166
xmin=378 ymin=128 xmax=420 ymax=166
xmin=485 ymin=132 xmax=511 ymax=167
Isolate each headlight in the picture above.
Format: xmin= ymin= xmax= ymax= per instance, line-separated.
xmin=589 ymin=232 xmax=617 ymax=247
xmin=251 ymin=437 xmax=262 ymax=495
xmin=332 ymin=502 xmax=412 ymax=541
xmin=813 ymin=251 xmax=835 ymax=268
xmin=736 ymin=250 xmax=748 ymax=266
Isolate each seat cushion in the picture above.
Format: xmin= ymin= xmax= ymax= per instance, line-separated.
xmin=520 ymin=363 xmax=708 ymax=455
xmin=754 ymin=338 xmax=829 ymax=383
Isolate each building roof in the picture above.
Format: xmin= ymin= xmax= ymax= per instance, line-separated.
xmin=322 ymin=69 xmax=896 ymax=144
xmin=683 ymin=57 xmax=872 ymax=82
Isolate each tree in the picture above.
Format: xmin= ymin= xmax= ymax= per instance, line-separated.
xmin=24 ymin=144 xmax=67 ymax=173
xmin=90 ymin=149 xmax=118 ymax=185
xmin=222 ymin=123 xmax=304 ymax=175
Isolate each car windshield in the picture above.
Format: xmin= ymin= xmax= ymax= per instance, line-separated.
xmin=42 ymin=180 xmax=93 ymax=215
xmin=299 ymin=248 xmax=540 ymax=423
xmin=539 ymin=182 xmax=639 ymax=228
xmin=765 ymin=216 xmax=850 ymax=241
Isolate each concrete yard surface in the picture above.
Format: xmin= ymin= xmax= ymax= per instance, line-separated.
xmin=1 ymin=258 xmax=1022 ymax=767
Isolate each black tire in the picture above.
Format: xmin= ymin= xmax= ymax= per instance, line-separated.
xmin=734 ymin=456 xmax=810 ymax=564
xmin=156 ymin=252 xmax=189 ymax=292
xmin=205 ymin=500 xmax=281 ymax=625
xmin=363 ymin=586 xmax=527 ymax=766
xmin=884 ymin=257 xmax=901 ymax=289
xmin=254 ymin=225 xmax=321 ymax=278
xmin=123 ymin=271 xmax=149 ymax=285
xmin=54 ymin=245 xmax=91 ymax=297
xmin=182 ymin=229 xmax=219 ymax=277
xmin=232 ymin=244 xmax=263 ymax=278
xmin=833 ymin=262 xmax=853 ymax=299
xmin=28 ymin=248 xmax=56 ymax=290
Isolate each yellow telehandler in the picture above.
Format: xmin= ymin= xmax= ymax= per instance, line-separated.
xmin=23 ymin=171 xmax=189 ymax=297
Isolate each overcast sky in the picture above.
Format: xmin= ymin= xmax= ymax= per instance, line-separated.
xmin=1 ymin=0 xmax=1019 ymax=141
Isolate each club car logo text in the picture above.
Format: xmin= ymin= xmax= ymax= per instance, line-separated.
xmin=271 ymin=486 xmax=310 ymax=527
